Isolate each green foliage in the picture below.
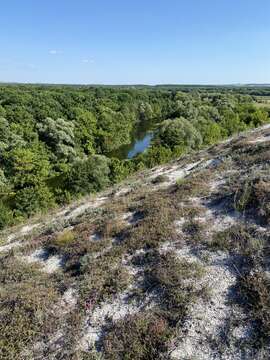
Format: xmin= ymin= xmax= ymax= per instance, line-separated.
xmin=155 ymin=117 xmax=203 ymax=151
xmin=6 ymin=147 xmax=50 ymax=188
xmin=53 ymin=229 xmax=75 ymax=248
xmin=13 ymin=185 xmax=55 ymax=218
xmin=109 ymin=158 xmax=134 ymax=183
xmin=135 ymin=145 xmax=172 ymax=168
xmin=0 ymin=84 xmax=268 ymax=229
xmin=66 ymin=155 xmax=110 ymax=195
xmin=220 ymin=110 xmax=246 ymax=136
xmin=72 ymin=107 xmax=97 ymax=154
xmin=0 ymin=202 xmax=13 ymax=229
xmin=37 ymin=117 xmax=76 ymax=162
xmin=196 ymin=117 xmax=223 ymax=145
xmin=97 ymin=107 xmax=133 ymax=152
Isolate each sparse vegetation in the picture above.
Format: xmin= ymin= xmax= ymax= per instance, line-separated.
xmin=151 ymin=174 xmax=170 ymax=184
xmin=101 ymin=252 xmax=206 ymax=359
xmin=239 ymin=271 xmax=270 ymax=347
xmin=102 ymin=312 xmax=172 ymax=359
xmin=53 ymin=229 xmax=76 ymax=248
xmin=234 ymin=177 xmax=270 ymax=224
xmin=0 ymin=268 xmax=59 ymax=359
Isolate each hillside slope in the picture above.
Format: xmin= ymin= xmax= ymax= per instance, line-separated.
xmin=1 ymin=124 xmax=270 ymax=360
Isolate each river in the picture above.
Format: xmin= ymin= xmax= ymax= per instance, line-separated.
xmin=109 ymin=121 xmax=154 ymax=159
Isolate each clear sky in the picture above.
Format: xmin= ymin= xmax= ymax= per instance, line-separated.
xmin=1 ymin=0 xmax=270 ymax=84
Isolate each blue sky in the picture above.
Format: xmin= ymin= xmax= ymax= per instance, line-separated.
xmin=1 ymin=0 xmax=270 ymax=84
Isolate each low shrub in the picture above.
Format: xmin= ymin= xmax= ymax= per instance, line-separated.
xmin=0 ymin=201 xmax=13 ymax=229
xmin=102 ymin=312 xmax=172 ymax=359
xmin=53 ymin=229 xmax=75 ymax=248
xmin=234 ymin=177 xmax=270 ymax=224
xmin=0 ymin=281 xmax=58 ymax=359
xmin=239 ymin=271 xmax=270 ymax=347
xmin=143 ymin=252 xmax=205 ymax=325
xmin=151 ymin=174 xmax=169 ymax=184
xmin=210 ymin=225 xmax=265 ymax=258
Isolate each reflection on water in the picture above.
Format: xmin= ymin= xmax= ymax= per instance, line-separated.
xmin=109 ymin=121 xmax=154 ymax=159
xmin=127 ymin=132 xmax=153 ymax=159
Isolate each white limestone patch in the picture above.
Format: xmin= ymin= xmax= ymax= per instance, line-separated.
xmin=170 ymin=247 xmax=250 ymax=360
xmin=64 ymin=196 xmax=108 ymax=220
xmin=4 ymin=223 xmax=40 ymax=244
xmin=78 ymin=247 xmax=154 ymax=352
xmin=120 ymin=211 xmax=142 ymax=225
xmin=20 ymin=223 xmax=40 ymax=235
xmin=159 ymin=241 xmax=178 ymax=254
xmin=78 ymin=286 xmax=152 ymax=351
xmin=163 ymin=161 xmax=203 ymax=185
xmin=195 ymin=208 xmax=239 ymax=234
xmin=248 ymin=134 xmax=270 ymax=144
xmin=202 ymin=158 xmax=222 ymax=169
xmin=114 ymin=186 xmax=131 ymax=197
xmin=180 ymin=195 xmax=239 ymax=237
xmin=89 ymin=232 xmax=102 ymax=241
xmin=121 ymin=249 xmax=146 ymax=276
xmin=148 ymin=161 xmax=203 ymax=188
xmin=22 ymin=247 xmax=64 ymax=273
xmin=24 ymin=248 xmax=49 ymax=263
xmin=91 ymin=244 xmax=113 ymax=259
xmin=43 ymin=255 xmax=64 ymax=274
xmin=209 ymin=178 xmax=226 ymax=192
xmin=56 ymin=288 xmax=78 ymax=315
xmin=0 ymin=240 xmax=22 ymax=253
xmin=121 ymin=211 xmax=134 ymax=222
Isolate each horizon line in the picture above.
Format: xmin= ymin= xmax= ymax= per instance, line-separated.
xmin=1 ymin=81 xmax=270 ymax=87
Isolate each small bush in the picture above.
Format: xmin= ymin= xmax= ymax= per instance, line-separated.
xmin=151 ymin=174 xmax=169 ymax=184
xmin=54 ymin=229 xmax=75 ymax=248
xmin=173 ymin=174 xmax=209 ymax=199
xmin=0 ymin=202 xmax=13 ymax=229
xmin=210 ymin=225 xmax=264 ymax=256
xmin=142 ymin=252 xmax=205 ymax=325
xmin=0 ymin=281 xmax=58 ymax=359
xmin=0 ymin=257 xmax=42 ymax=285
xmin=13 ymin=185 xmax=55 ymax=218
xmin=102 ymin=312 xmax=172 ymax=359
xmin=234 ymin=177 xmax=270 ymax=224
xmin=66 ymin=155 xmax=111 ymax=195
xmin=79 ymin=264 xmax=131 ymax=306
xmin=239 ymin=271 xmax=270 ymax=346
xmin=124 ymin=192 xmax=177 ymax=250
xmin=182 ymin=219 xmax=205 ymax=243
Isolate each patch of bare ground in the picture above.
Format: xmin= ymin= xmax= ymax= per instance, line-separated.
xmin=20 ymin=247 xmax=65 ymax=273
xmin=168 ymin=246 xmax=253 ymax=360
xmin=0 ymin=240 xmax=22 ymax=253
xmin=77 ymin=253 xmax=152 ymax=353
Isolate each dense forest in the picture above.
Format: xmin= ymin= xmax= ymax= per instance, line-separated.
xmin=0 ymin=84 xmax=269 ymax=229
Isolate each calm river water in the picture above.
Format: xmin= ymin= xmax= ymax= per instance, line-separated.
xmin=109 ymin=122 xmax=154 ymax=159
